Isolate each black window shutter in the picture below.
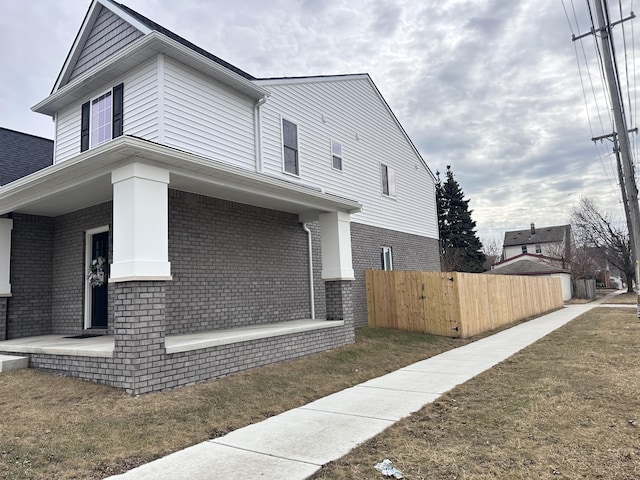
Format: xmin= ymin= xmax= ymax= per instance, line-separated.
xmin=80 ymin=101 xmax=90 ymax=152
xmin=112 ymin=83 xmax=124 ymax=138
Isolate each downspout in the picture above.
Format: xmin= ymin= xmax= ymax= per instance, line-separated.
xmin=254 ymin=95 xmax=268 ymax=173
xmin=302 ymin=223 xmax=316 ymax=319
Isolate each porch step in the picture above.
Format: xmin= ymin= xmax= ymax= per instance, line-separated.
xmin=0 ymin=354 xmax=29 ymax=372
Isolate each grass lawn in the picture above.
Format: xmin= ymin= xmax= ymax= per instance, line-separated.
xmin=312 ymin=306 xmax=640 ymax=479
xmin=1 ymin=297 xmax=637 ymax=479
xmin=0 ymin=327 xmax=469 ymax=480
xmin=604 ymin=291 xmax=637 ymax=304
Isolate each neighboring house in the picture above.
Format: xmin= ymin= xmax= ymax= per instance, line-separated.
xmin=502 ymin=223 xmax=571 ymax=266
xmin=0 ymin=128 xmax=53 ymax=186
xmin=486 ymin=254 xmax=572 ymax=301
xmin=0 ymin=0 xmax=439 ymax=395
xmin=493 ymin=224 xmax=573 ymax=300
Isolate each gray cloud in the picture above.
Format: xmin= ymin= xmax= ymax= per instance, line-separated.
xmin=0 ymin=0 xmax=636 ymax=242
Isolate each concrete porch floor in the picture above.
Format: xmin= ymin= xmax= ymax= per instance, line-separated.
xmin=0 ymin=319 xmax=344 ymax=358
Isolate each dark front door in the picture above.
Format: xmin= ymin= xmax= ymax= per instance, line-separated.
xmin=90 ymin=231 xmax=108 ymax=328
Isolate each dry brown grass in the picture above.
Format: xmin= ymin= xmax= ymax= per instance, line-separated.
xmin=603 ymin=292 xmax=638 ymax=304
xmin=312 ymin=307 xmax=640 ymax=480
xmin=0 ymin=328 xmax=468 ymax=480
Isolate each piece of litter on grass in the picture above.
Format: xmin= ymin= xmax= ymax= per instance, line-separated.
xmin=374 ymin=459 xmax=404 ymax=479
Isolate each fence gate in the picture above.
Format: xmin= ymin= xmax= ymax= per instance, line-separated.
xmin=366 ymin=270 xmax=564 ymax=338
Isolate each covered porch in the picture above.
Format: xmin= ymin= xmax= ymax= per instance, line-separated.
xmin=0 ymin=136 xmax=361 ymax=394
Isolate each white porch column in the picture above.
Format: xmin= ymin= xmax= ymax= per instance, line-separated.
xmin=0 ymin=218 xmax=13 ymax=296
xmin=110 ymin=163 xmax=172 ymax=282
xmin=318 ymin=211 xmax=355 ymax=281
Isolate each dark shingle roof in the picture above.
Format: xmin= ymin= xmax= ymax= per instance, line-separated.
xmin=503 ymin=225 xmax=570 ymax=247
xmin=0 ymin=128 xmax=53 ymax=186
xmin=485 ymin=259 xmax=568 ymax=276
xmin=113 ymin=1 xmax=256 ymax=81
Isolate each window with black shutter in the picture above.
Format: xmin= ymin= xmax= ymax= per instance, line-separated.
xmin=80 ymin=83 xmax=124 ymax=152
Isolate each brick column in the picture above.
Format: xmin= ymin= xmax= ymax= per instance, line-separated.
xmin=0 ymin=298 xmax=6 ymax=341
xmin=113 ymin=281 xmax=166 ymax=396
xmin=325 ymin=280 xmax=355 ymax=335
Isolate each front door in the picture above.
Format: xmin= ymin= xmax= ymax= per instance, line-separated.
xmin=88 ymin=230 xmax=109 ymax=329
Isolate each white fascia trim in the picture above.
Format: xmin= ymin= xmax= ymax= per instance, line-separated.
xmin=98 ymin=0 xmax=154 ymax=34
xmin=254 ymin=74 xmax=369 ymax=87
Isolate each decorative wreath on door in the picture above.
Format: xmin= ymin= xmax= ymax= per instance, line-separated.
xmin=87 ymin=256 xmax=107 ymax=287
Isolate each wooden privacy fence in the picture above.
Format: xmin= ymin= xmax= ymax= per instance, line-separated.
xmin=366 ymin=271 xmax=564 ymax=338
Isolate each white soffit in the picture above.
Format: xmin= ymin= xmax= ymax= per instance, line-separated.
xmin=0 ymin=136 xmax=361 ymax=217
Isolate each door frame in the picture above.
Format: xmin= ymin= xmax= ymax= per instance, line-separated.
xmin=84 ymin=225 xmax=109 ymax=329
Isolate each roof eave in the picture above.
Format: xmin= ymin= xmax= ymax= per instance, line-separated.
xmin=0 ymin=136 xmax=360 ymax=217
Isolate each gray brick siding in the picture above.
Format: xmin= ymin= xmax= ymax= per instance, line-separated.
xmin=7 ymin=281 xmax=353 ymax=395
xmin=0 ymin=298 xmax=7 ymax=340
xmin=166 ymin=190 xmax=313 ymax=334
xmin=8 ymin=214 xmax=53 ymax=339
xmin=16 ymin=321 xmax=354 ymax=396
xmin=52 ymin=202 xmax=113 ymax=335
xmin=350 ymin=222 xmax=440 ymax=327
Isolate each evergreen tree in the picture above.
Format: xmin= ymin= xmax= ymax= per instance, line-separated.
xmin=436 ymin=165 xmax=486 ymax=272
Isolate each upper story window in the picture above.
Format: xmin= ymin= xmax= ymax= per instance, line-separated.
xmin=331 ymin=140 xmax=343 ymax=171
xmin=90 ymin=92 xmax=112 ymax=148
xmin=81 ymin=83 xmax=124 ymax=152
xmin=522 ymin=245 xmax=528 ymax=254
xmin=282 ymin=118 xmax=299 ymax=176
xmin=381 ymin=164 xmax=396 ymax=197
xmin=381 ymin=246 xmax=393 ymax=270
xmin=535 ymin=243 xmax=542 ymax=254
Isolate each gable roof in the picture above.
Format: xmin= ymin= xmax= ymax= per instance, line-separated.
xmin=0 ymin=128 xmax=53 ymax=186
xmin=503 ymin=224 xmax=570 ymax=247
xmin=485 ymin=259 xmax=568 ymax=276
xmin=53 ymin=0 xmax=255 ymax=93
xmin=113 ymin=1 xmax=256 ymax=81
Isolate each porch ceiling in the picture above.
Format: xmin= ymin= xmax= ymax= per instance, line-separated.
xmin=0 ymin=136 xmax=361 ymax=218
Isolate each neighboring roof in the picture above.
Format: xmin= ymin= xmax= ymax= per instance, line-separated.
xmin=0 ymin=128 xmax=53 ymax=186
xmin=485 ymin=259 xmax=569 ymax=276
xmin=503 ymin=224 xmax=570 ymax=247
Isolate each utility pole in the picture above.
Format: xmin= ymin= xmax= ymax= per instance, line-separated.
xmin=589 ymin=0 xmax=640 ymax=315
xmin=614 ymin=141 xmax=637 ymax=270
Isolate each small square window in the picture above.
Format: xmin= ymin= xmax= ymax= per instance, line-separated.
xmin=331 ymin=140 xmax=343 ymax=171
xmin=282 ymin=118 xmax=299 ymax=176
xmin=381 ymin=246 xmax=393 ymax=270
xmin=381 ymin=164 xmax=396 ymax=197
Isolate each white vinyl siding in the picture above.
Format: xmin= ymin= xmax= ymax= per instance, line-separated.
xmin=504 ymin=241 xmax=565 ymax=261
xmin=163 ymin=57 xmax=255 ymax=170
xmin=257 ymin=77 xmax=437 ymax=239
xmin=54 ymin=58 xmax=158 ymax=163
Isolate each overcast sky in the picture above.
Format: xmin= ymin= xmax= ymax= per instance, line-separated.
xmin=0 ymin=0 xmax=637 ymax=244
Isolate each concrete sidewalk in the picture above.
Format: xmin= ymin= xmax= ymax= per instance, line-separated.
xmin=106 ymin=298 xmax=618 ymax=480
